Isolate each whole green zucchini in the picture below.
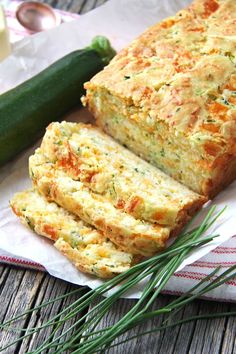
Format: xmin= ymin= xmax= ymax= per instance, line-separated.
xmin=0 ymin=36 xmax=116 ymax=165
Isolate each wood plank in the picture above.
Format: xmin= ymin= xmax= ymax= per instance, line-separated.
xmin=0 ymin=265 xmax=87 ymax=353
xmin=80 ymin=0 xmax=97 ymax=14
xmin=187 ymin=301 xmax=230 ymax=354
xmin=168 ymin=300 xmax=200 ymax=354
xmin=0 ymin=264 xmax=7 ymax=278
xmin=18 ymin=279 xmax=87 ymax=353
xmin=85 ymin=294 xmax=182 ymax=353
xmin=37 ymin=0 xmax=55 ymax=7
xmin=50 ymin=0 xmax=85 ymax=13
xmin=0 ymin=267 xmax=45 ymax=353
xmin=0 ymin=266 xmax=11 ymax=294
xmin=221 ymin=312 xmax=236 ymax=354
xmin=1 ymin=265 xmax=234 ymax=354
xmin=86 ymin=294 xmax=234 ymax=354
xmin=64 ymin=0 xmax=86 ymax=14
xmin=95 ymin=0 xmax=107 ymax=6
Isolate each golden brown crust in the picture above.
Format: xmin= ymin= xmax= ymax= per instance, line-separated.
xmin=203 ymin=154 xmax=236 ymax=198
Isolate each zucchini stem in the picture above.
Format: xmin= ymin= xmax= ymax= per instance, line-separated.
xmin=88 ymin=36 xmax=116 ymax=65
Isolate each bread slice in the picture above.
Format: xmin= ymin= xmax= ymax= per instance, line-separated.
xmin=83 ymin=0 xmax=236 ymax=198
xmin=10 ymin=189 xmax=136 ymax=278
xmin=40 ymin=121 xmax=205 ymax=227
xmin=29 ymin=148 xmax=171 ymax=256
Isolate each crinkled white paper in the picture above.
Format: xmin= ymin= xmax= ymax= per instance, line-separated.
xmin=0 ymin=0 xmax=236 ymax=299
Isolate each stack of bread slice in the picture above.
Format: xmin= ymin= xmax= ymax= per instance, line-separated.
xmin=11 ymin=122 xmax=206 ymax=278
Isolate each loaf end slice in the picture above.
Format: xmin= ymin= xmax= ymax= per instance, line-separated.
xmin=10 ymin=189 xmax=136 ymax=278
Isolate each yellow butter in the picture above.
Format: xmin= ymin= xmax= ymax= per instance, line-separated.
xmin=0 ymin=5 xmax=11 ymax=61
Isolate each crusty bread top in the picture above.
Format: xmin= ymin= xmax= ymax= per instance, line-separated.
xmin=85 ymin=0 xmax=236 ymax=157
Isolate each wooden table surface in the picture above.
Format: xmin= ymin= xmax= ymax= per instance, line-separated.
xmin=0 ymin=1 xmax=236 ymax=353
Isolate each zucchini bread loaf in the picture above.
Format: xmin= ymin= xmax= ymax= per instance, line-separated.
xmin=83 ymin=0 xmax=236 ymax=198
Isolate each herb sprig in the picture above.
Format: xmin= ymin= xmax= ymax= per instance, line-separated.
xmin=1 ymin=206 xmax=235 ymax=354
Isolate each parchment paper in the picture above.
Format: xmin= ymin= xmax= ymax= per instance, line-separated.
xmin=0 ymin=0 xmax=235 ymax=299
